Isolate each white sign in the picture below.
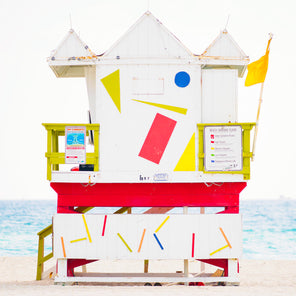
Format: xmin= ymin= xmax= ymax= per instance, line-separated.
xmin=204 ymin=126 xmax=242 ymax=171
xmin=65 ymin=126 xmax=86 ymax=164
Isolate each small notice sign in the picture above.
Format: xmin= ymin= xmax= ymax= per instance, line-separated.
xmin=65 ymin=126 xmax=86 ymax=164
xmin=204 ymin=126 xmax=242 ymax=171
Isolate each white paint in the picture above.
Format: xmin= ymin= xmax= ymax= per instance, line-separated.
xmin=53 ymin=214 xmax=242 ymax=260
xmin=201 ymin=69 xmax=238 ymax=123
xmin=50 ymin=170 xmax=244 ymax=183
xmin=46 ymin=12 xmax=249 ymax=184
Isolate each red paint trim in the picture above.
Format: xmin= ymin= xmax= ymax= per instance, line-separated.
xmin=51 ymin=182 xmax=246 ymax=208
xmin=102 ymin=215 xmax=107 ymax=236
xmin=192 ymin=233 xmax=195 ymax=258
xmin=217 ymin=206 xmax=239 ymax=214
xmin=138 ymin=113 xmax=177 ymax=164
xmin=67 ymin=259 xmax=97 ymax=276
xmin=198 ymin=259 xmax=228 ymax=276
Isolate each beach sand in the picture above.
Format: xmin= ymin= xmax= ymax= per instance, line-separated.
xmin=0 ymin=257 xmax=295 ymax=295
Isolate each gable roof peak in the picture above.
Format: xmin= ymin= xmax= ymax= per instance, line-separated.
xmin=103 ymin=11 xmax=193 ymax=59
xmin=49 ymin=28 xmax=97 ymax=61
xmin=202 ymin=29 xmax=247 ymax=59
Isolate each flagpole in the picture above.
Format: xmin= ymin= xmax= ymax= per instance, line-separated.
xmin=251 ymin=82 xmax=264 ymax=161
xmin=251 ymin=33 xmax=273 ymax=161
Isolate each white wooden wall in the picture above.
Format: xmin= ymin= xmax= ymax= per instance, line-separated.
xmin=201 ymin=69 xmax=238 ymax=123
xmin=53 ymin=214 xmax=242 ymax=260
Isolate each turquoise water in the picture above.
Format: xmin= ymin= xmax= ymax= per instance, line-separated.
xmin=0 ymin=200 xmax=295 ymax=259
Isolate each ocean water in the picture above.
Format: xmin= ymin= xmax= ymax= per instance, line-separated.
xmin=0 ymin=199 xmax=295 ymax=259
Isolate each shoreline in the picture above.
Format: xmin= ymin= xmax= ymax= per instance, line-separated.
xmin=0 ymin=257 xmax=295 ymax=295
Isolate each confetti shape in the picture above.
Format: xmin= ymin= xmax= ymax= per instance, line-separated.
xmin=139 ymin=113 xmax=176 ymax=164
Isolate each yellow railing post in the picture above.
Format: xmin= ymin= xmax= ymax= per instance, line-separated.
xmin=93 ymin=127 xmax=99 ymax=171
xmin=36 ymin=206 xmax=132 ymax=280
xmin=52 ymin=129 xmax=59 ymax=172
xmin=36 ymin=224 xmax=53 ymax=280
xmin=242 ymin=123 xmax=253 ymax=180
xmin=43 ymin=123 xmax=100 ymax=181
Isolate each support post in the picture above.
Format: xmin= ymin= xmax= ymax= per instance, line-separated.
xmin=57 ymin=259 xmax=67 ymax=280
xmin=200 ymin=207 xmax=205 ymax=273
xmin=228 ymin=259 xmax=239 ymax=285
xmin=183 ymin=206 xmax=189 ymax=285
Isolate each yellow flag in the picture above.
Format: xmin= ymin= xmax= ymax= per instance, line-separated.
xmin=245 ymin=37 xmax=271 ymax=87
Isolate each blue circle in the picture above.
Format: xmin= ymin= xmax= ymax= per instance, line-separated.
xmin=175 ymin=71 xmax=190 ymax=88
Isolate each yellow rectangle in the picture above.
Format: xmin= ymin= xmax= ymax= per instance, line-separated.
xmin=82 ymin=214 xmax=92 ymax=243
xmin=70 ymin=237 xmax=87 ymax=243
xmin=155 ymin=216 xmax=170 ymax=233
xmin=210 ymin=244 xmax=229 ymax=256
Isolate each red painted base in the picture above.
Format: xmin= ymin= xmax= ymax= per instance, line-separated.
xmin=51 ymin=182 xmax=246 ymax=211
xmin=51 ymin=182 xmax=246 ymax=276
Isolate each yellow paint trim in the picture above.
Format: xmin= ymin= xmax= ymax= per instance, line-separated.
xmin=174 ymin=133 xmax=196 ymax=171
xmin=117 ymin=233 xmax=133 ymax=252
xmin=82 ymin=214 xmax=92 ymax=243
xmin=155 ymin=216 xmax=170 ymax=233
xmin=70 ymin=237 xmax=87 ymax=243
xmin=101 ymin=69 xmax=121 ymax=113
xmin=197 ymin=123 xmax=255 ymax=180
xmin=42 ymin=123 xmax=100 ymax=181
xmin=132 ymin=99 xmax=187 ymax=115
xmin=210 ymin=244 xmax=229 ymax=256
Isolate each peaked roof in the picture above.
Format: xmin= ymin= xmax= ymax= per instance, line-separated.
xmin=201 ymin=30 xmax=247 ymax=59
xmin=48 ymin=29 xmax=97 ymax=77
xmin=103 ymin=11 xmax=193 ymax=59
xmin=49 ymin=29 xmax=96 ymax=61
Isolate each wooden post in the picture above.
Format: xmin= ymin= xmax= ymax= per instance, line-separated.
xmin=144 ymin=259 xmax=149 ymax=273
xmin=36 ymin=235 xmax=44 ymax=280
xmin=57 ymin=259 xmax=67 ymax=280
xmin=183 ymin=207 xmax=189 ymax=285
xmin=251 ymin=82 xmax=264 ymax=161
xmin=200 ymin=207 xmax=205 ymax=273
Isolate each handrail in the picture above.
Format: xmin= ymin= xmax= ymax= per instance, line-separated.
xmin=42 ymin=123 xmax=100 ymax=181
xmin=197 ymin=122 xmax=255 ymax=180
xmin=36 ymin=206 xmax=132 ymax=280
xmin=36 ymin=224 xmax=53 ymax=280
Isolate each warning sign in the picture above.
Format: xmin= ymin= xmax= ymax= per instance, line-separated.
xmin=204 ymin=126 xmax=242 ymax=171
xmin=65 ymin=126 xmax=86 ymax=164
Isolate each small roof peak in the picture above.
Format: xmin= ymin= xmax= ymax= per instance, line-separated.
xmin=202 ymin=30 xmax=247 ymax=59
xmin=48 ymin=29 xmax=97 ymax=62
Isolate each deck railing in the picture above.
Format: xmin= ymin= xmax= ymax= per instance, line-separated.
xmin=197 ymin=123 xmax=255 ymax=180
xmin=36 ymin=206 xmax=132 ymax=280
xmin=42 ymin=123 xmax=100 ymax=181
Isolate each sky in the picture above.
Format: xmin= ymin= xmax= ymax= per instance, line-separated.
xmin=0 ymin=0 xmax=295 ymax=200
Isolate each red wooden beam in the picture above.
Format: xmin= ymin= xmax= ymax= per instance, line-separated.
xmin=51 ymin=182 xmax=246 ymax=208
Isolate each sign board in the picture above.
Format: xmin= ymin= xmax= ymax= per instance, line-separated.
xmin=65 ymin=126 xmax=86 ymax=164
xmin=204 ymin=125 xmax=242 ymax=171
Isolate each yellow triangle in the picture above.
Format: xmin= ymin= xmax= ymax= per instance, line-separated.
xmin=132 ymin=99 xmax=187 ymax=115
xmin=101 ymin=69 xmax=121 ymax=112
xmin=174 ymin=133 xmax=196 ymax=171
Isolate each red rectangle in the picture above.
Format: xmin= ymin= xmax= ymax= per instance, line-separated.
xmin=192 ymin=233 xmax=195 ymax=257
xmin=139 ymin=113 xmax=177 ymax=164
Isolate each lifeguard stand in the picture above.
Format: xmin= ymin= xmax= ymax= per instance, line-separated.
xmin=39 ymin=11 xmax=255 ymax=285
